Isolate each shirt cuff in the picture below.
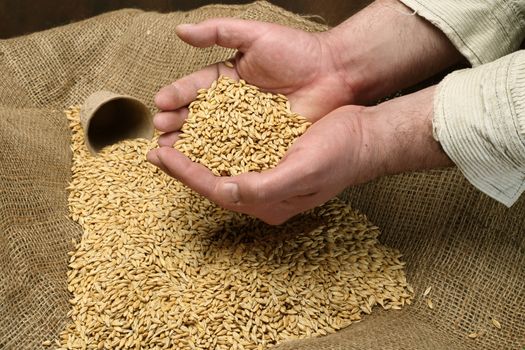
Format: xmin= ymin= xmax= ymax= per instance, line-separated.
xmin=400 ymin=0 xmax=525 ymax=67
xmin=433 ymin=51 xmax=525 ymax=207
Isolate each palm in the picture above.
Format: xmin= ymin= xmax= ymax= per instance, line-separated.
xmin=233 ymin=27 xmax=350 ymax=120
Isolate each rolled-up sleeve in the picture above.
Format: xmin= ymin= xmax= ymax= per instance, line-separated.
xmin=433 ymin=51 xmax=525 ymax=206
xmin=400 ymin=0 xmax=525 ymax=66
xmin=398 ymin=0 xmax=525 ymax=206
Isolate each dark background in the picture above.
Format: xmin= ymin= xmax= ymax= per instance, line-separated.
xmin=0 ymin=0 xmax=372 ymax=39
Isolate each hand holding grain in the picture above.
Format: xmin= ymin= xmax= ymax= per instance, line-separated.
xmin=148 ymin=85 xmax=452 ymax=225
xmin=149 ymin=104 xmax=369 ymax=225
xmin=149 ymin=2 xmax=459 ymax=224
xmin=153 ymin=19 xmax=356 ymax=148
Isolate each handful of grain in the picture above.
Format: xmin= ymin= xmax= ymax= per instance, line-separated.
xmin=175 ymin=76 xmax=311 ymax=176
xmin=52 ymin=79 xmax=413 ymax=350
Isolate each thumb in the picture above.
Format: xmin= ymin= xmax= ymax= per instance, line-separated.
xmin=218 ymin=156 xmax=310 ymax=206
xmin=175 ymin=19 xmax=268 ymax=51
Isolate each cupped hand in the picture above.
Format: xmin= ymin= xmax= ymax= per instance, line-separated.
xmin=148 ymin=106 xmax=376 ymax=225
xmin=148 ymin=86 xmax=453 ymax=225
xmin=153 ymin=19 xmax=355 ymax=147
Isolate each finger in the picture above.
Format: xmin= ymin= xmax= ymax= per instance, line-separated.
xmin=155 ymin=63 xmax=239 ymax=111
xmin=153 ymin=147 xmax=253 ymax=216
xmin=155 ymin=65 xmax=218 ymax=111
xmin=153 ymin=108 xmax=189 ymax=132
xmin=152 ymin=152 xmax=294 ymax=224
xmin=176 ymin=19 xmax=270 ymax=51
xmin=255 ymin=191 xmax=330 ymax=225
xmin=154 ymin=147 xmax=224 ymax=201
xmin=157 ymin=132 xmax=181 ymax=147
xmin=154 ymin=146 xmax=317 ymax=223
xmin=258 ymin=213 xmax=292 ymax=226
xmin=146 ymin=149 xmax=161 ymax=167
xmin=146 ymin=149 xmax=169 ymax=174
xmin=285 ymin=192 xmax=327 ymax=213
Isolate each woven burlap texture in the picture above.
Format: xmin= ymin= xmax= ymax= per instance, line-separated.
xmin=0 ymin=2 xmax=523 ymax=349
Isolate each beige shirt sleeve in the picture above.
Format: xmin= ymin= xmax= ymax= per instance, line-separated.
xmin=433 ymin=52 xmax=525 ymax=206
xmin=397 ymin=0 xmax=525 ymax=206
xmin=400 ymin=0 xmax=525 ymax=66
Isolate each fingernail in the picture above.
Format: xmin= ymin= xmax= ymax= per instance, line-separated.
xmin=220 ymin=182 xmax=240 ymax=204
xmin=146 ymin=150 xmax=160 ymax=166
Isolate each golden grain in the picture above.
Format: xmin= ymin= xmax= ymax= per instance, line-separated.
xmin=491 ymin=318 xmax=502 ymax=329
xmin=53 ymin=78 xmax=413 ymax=349
xmin=174 ymin=76 xmax=310 ymax=176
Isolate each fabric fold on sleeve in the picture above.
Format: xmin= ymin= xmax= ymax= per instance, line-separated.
xmin=433 ymin=50 xmax=525 ymax=207
xmin=400 ymin=0 xmax=525 ymax=67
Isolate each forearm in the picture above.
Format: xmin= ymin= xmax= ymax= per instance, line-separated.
xmin=361 ymin=51 xmax=525 ymax=208
xmin=322 ymin=0 xmax=463 ymax=104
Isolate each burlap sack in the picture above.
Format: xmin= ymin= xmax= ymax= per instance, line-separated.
xmin=0 ymin=2 xmax=523 ymax=349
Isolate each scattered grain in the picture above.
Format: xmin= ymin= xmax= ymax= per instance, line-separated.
xmin=491 ymin=318 xmax=502 ymax=329
xmin=54 ymin=77 xmax=413 ymax=349
xmin=423 ymin=286 xmax=432 ymax=297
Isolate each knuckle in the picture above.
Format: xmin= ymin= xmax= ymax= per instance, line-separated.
xmin=253 ymin=179 xmax=271 ymax=203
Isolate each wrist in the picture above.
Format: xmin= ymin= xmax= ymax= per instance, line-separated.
xmin=362 ymin=86 xmax=453 ymax=178
xmin=321 ymin=0 xmax=462 ymax=104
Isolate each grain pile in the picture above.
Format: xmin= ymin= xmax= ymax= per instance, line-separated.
xmin=53 ymin=78 xmax=413 ymax=349
xmin=175 ymin=76 xmax=310 ymax=176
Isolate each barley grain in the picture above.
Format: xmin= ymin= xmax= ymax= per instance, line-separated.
xmin=174 ymin=76 xmax=311 ymax=176
xmin=54 ymin=78 xmax=413 ymax=349
xmin=491 ymin=318 xmax=501 ymax=329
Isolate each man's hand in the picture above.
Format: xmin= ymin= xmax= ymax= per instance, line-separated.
xmin=153 ymin=1 xmax=463 ymax=148
xmin=148 ymin=86 xmax=453 ymax=225
xmin=148 ymin=105 xmax=371 ymax=225
xmin=153 ymin=19 xmax=356 ymax=149
xmin=149 ymin=0 xmax=462 ymax=223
